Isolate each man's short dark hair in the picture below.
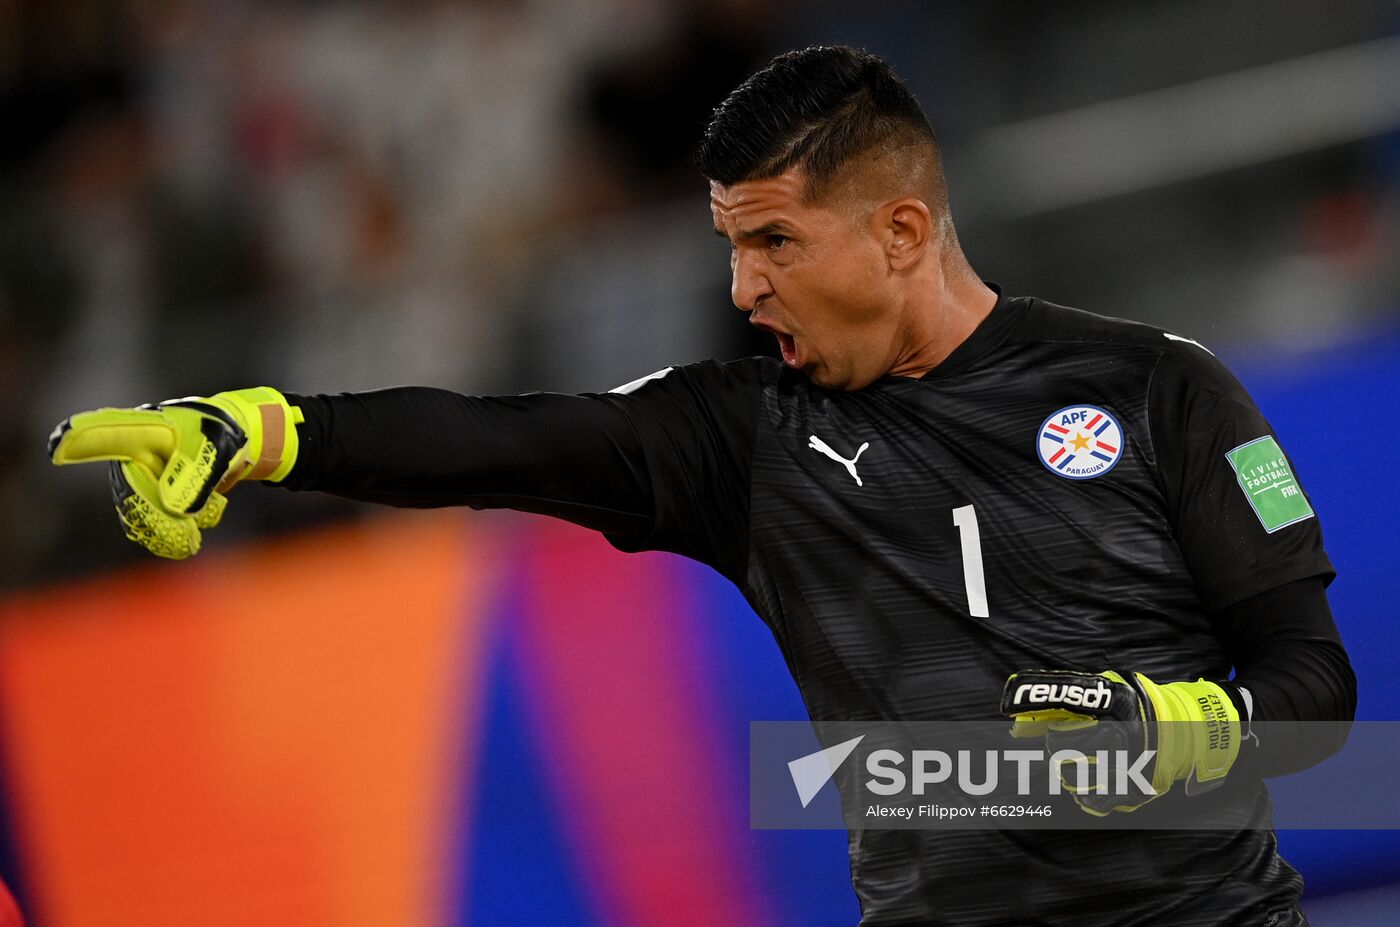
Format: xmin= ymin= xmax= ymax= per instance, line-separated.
xmin=696 ymin=46 xmax=941 ymax=207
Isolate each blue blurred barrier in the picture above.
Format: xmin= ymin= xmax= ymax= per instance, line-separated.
xmin=1229 ymin=321 xmax=1400 ymax=901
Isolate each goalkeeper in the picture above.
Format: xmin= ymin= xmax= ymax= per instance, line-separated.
xmin=49 ymin=46 xmax=1355 ymax=927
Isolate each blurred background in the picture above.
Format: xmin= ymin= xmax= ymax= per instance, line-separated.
xmin=1 ymin=0 xmax=1397 ymax=924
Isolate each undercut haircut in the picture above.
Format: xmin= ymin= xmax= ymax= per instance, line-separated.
xmin=696 ymin=46 xmax=947 ymax=215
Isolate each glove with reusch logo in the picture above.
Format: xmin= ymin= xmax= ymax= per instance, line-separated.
xmin=999 ymin=669 xmax=1241 ymax=815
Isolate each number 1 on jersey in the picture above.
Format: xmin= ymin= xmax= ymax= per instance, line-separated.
xmin=951 ymin=504 xmax=989 ymax=618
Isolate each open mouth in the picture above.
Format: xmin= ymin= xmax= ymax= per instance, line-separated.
xmin=775 ymin=332 xmax=798 ymax=367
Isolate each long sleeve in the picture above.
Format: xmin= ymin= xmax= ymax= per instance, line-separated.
xmin=273 ymin=359 xmax=762 ymax=582
xmin=1213 ymin=577 xmax=1357 ymax=777
xmin=278 ymin=386 xmax=656 ymax=535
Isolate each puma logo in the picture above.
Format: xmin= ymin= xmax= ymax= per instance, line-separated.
xmin=808 ymin=434 xmax=870 ymax=486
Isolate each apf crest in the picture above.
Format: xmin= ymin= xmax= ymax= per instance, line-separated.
xmin=1036 ymin=405 xmax=1124 ymax=480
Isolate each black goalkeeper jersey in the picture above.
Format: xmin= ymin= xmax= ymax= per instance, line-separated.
xmin=603 ymin=290 xmax=1332 ymax=718
xmin=282 ymin=287 xmax=1335 ymax=927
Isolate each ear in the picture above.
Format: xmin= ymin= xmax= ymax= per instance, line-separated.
xmin=876 ymin=198 xmax=934 ymax=271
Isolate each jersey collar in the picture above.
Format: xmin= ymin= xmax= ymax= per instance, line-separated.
xmin=915 ymin=281 xmax=1021 ymax=381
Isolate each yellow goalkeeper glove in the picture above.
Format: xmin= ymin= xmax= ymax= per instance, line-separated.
xmin=48 ymin=387 xmax=303 ymax=560
xmin=1000 ymin=669 xmax=1241 ymax=815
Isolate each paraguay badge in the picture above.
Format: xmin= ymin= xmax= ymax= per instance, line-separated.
xmin=1037 ymin=405 xmax=1124 ymax=480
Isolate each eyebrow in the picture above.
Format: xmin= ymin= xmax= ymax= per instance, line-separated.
xmin=713 ymin=221 xmax=793 ymax=242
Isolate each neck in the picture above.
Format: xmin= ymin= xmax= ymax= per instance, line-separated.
xmin=886 ymin=259 xmax=998 ymax=379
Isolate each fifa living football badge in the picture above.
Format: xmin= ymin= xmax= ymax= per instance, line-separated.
xmin=1036 ymin=405 xmax=1124 ymax=479
xmin=1225 ymin=435 xmax=1314 ymax=532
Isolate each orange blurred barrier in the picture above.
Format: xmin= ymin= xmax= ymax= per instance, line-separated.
xmin=0 ymin=511 xmax=491 ymax=927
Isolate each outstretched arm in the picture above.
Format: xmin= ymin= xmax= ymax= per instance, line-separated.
xmin=276 ymin=387 xmax=656 ymax=535
xmin=49 ymin=361 xmax=761 ymax=578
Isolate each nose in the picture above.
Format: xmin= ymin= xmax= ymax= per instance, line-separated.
xmin=730 ymin=248 xmax=773 ymax=312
